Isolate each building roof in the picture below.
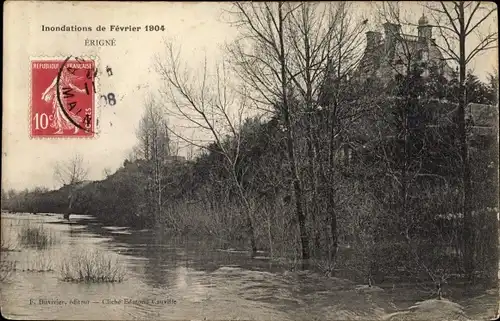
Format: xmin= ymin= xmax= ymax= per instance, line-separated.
xmin=356 ymin=20 xmax=454 ymax=80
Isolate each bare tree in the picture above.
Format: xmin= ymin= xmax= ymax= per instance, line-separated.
xmin=134 ymin=95 xmax=172 ymax=224
xmin=135 ymin=96 xmax=171 ymax=162
xmin=155 ymin=43 xmax=258 ymax=255
xmin=293 ymin=2 xmax=368 ymax=266
xmin=226 ymin=2 xmax=315 ymax=261
xmin=423 ymin=0 xmax=498 ymax=278
xmin=53 ymin=153 xmax=89 ymax=220
xmin=53 ymin=153 xmax=89 ymax=187
xmin=225 ymin=2 xmax=369 ymax=266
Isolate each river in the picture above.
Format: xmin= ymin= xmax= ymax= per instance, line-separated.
xmin=1 ymin=213 xmax=498 ymax=320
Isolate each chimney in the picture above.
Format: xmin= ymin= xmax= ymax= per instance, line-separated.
xmin=366 ymin=31 xmax=382 ymax=50
xmin=383 ymin=22 xmax=401 ymax=55
xmin=418 ymin=14 xmax=432 ymax=40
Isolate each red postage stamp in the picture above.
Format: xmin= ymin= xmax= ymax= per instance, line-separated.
xmin=30 ymin=58 xmax=96 ymax=138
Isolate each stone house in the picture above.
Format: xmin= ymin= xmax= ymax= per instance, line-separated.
xmin=356 ymin=15 xmax=455 ymax=82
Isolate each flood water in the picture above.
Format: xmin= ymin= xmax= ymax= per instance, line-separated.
xmin=1 ymin=213 xmax=498 ymax=320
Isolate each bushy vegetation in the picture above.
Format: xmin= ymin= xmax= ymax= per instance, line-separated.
xmin=60 ymin=249 xmax=125 ymax=283
xmin=18 ymin=221 xmax=58 ymax=250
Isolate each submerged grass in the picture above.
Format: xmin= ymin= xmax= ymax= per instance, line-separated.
xmin=1 ymin=220 xmax=20 ymax=252
xmin=16 ymin=252 xmax=54 ymax=273
xmin=18 ymin=221 xmax=58 ymax=249
xmin=0 ymin=252 xmax=17 ymax=282
xmin=1 ymin=219 xmax=19 ymax=282
xmin=60 ymin=249 xmax=125 ymax=283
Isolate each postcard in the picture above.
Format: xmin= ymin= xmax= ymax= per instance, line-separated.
xmin=2 ymin=1 xmax=499 ymax=320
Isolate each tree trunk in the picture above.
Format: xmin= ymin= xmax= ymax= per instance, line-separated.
xmin=327 ymin=191 xmax=338 ymax=267
xmin=278 ymin=3 xmax=309 ymax=263
xmin=303 ymin=16 xmax=320 ymax=257
xmin=326 ymin=100 xmax=340 ymax=270
xmin=458 ymin=2 xmax=474 ymax=279
xmin=306 ymin=120 xmax=321 ymax=256
xmin=232 ymin=170 xmax=257 ymax=257
xmin=401 ymin=95 xmax=409 ymax=238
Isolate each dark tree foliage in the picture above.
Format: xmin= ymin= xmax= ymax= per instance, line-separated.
xmin=352 ymin=63 xmax=497 ymax=283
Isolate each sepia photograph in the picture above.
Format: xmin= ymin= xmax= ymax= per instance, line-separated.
xmin=1 ymin=1 xmax=499 ymax=320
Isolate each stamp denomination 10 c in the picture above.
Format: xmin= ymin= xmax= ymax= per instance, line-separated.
xmin=30 ymin=57 xmax=96 ymax=138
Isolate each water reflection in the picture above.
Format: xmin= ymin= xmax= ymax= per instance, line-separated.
xmin=0 ymin=213 xmax=497 ymax=320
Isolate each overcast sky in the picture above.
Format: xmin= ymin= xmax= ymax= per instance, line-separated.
xmin=2 ymin=1 xmax=498 ymax=192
